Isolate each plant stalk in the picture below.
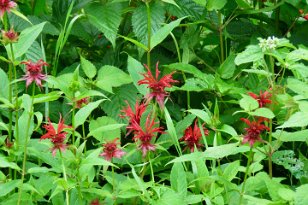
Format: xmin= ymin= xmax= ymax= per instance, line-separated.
xmin=239 ymin=148 xmax=253 ymax=205
xmin=146 ymin=2 xmax=151 ymax=69
xmin=60 ymin=151 xmax=70 ymax=205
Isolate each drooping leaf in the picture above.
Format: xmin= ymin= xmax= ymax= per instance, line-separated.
xmin=250 ymin=108 xmax=275 ymax=119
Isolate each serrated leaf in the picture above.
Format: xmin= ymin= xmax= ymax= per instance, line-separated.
xmin=295 ymin=184 xmax=308 ymax=205
xmin=207 ymin=0 xmax=227 ymax=10
xmin=272 ymin=130 xmax=308 ymax=142
xmin=170 ymin=163 xmax=187 ymax=196
xmin=168 ymin=0 xmax=204 ymax=20
xmin=127 ymin=55 xmax=148 ymax=95
xmin=234 ymin=45 xmax=263 ymax=65
xmin=150 ymin=17 xmax=186 ymax=49
xmin=6 ymin=22 xmax=46 ymax=59
xmin=277 ymin=112 xmax=308 ymax=128
xmin=250 ymin=108 xmax=275 ymax=119
xmin=217 ymin=52 xmax=236 ymax=79
xmin=0 ymin=180 xmax=21 ymax=197
xmin=223 ymin=160 xmax=240 ymax=181
xmin=80 ymin=56 xmax=97 ymax=79
xmin=74 ymin=99 xmax=104 ymax=128
xmin=85 ymin=2 xmax=122 ymax=47
xmin=96 ymin=65 xmax=132 ymax=93
xmin=239 ymin=95 xmax=259 ymax=111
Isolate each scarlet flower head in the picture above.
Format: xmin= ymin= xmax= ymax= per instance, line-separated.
xmin=1 ymin=27 xmax=18 ymax=44
xmin=0 ymin=0 xmax=16 ymax=18
xmin=40 ymin=115 xmax=71 ymax=156
xmin=75 ymin=97 xmax=89 ymax=109
xmin=99 ymin=138 xmax=125 ymax=161
xmin=129 ymin=114 xmax=164 ymax=157
xmin=90 ymin=199 xmax=101 ymax=205
xmin=138 ymin=62 xmax=178 ymax=108
xmin=248 ymin=90 xmax=272 ymax=108
xmin=180 ymin=119 xmax=209 ymax=152
xmin=21 ymin=59 xmax=48 ymax=88
xmin=120 ymin=100 xmax=147 ymax=135
xmin=241 ymin=117 xmax=269 ymax=147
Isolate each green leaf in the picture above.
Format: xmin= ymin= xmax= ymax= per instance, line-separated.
xmin=0 ymin=68 xmax=9 ymax=99
xmin=287 ymin=78 xmax=308 ymax=98
xmin=162 ymin=0 xmax=180 ymax=7
xmin=295 ymin=184 xmax=308 ymax=205
xmin=278 ymin=188 xmax=295 ymax=202
xmin=6 ymin=22 xmax=46 ymax=59
xmin=223 ymin=160 xmax=240 ymax=181
xmin=207 ymin=0 xmax=227 ymax=10
xmin=187 ymin=109 xmax=211 ymax=124
xmin=132 ymin=2 xmax=165 ymax=45
xmin=250 ymin=108 xmax=275 ymax=119
xmin=167 ymin=63 xmax=204 ymax=77
xmin=272 ymin=130 xmax=308 ymax=142
xmin=85 ymin=2 xmax=122 ymax=47
xmin=0 ymin=156 xmax=21 ymax=170
xmin=218 ymin=124 xmax=238 ymax=137
xmin=217 ymin=52 xmax=236 ymax=79
xmin=234 ymin=45 xmax=263 ymax=65
xmin=96 ymin=65 xmax=132 ymax=93
xmin=33 ymin=91 xmax=63 ymax=104
xmin=80 ymin=56 xmax=97 ymax=79
xmin=88 ymin=116 xmax=125 ymax=140
xmin=0 ymin=180 xmax=21 ymax=197
xmin=127 ymin=55 xmax=148 ymax=96
xmin=0 ymin=122 xmax=8 ymax=131
xmin=239 ymin=95 xmax=259 ymax=111
xmin=170 ymin=163 xmax=187 ymax=196
xmin=277 ymin=112 xmax=308 ymax=128
xmin=235 ymin=0 xmax=251 ymax=9
xmin=74 ymin=99 xmax=105 ymax=128
xmin=193 ymin=0 xmax=207 ymax=6
xmin=16 ymin=110 xmax=34 ymax=148
xmin=150 ymin=17 xmax=186 ymax=49
xmin=28 ymin=167 xmax=51 ymax=174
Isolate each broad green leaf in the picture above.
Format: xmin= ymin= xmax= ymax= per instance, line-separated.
xmin=96 ymin=65 xmax=132 ymax=93
xmin=74 ymin=99 xmax=105 ymax=128
xmin=167 ymin=63 xmax=204 ymax=77
xmin=287 ymin=48 xmax=308 ymax=62
xmin=162 ymin=0 xmax=180 ymax=7
xmin=169 ymin=0 xmax=204 ymax=20
xmin=207 ymin=0 xmax=227 ymax=10
xmin=242 ymin=69 xmax=272 ymax=77
xmin=6 ymin=22 xmax=46 ymax=58
xmin=187 ymin=109 xmax=211 ymax=124
xmin=217 ymin=52 xmax=236 ymax=79
xmin=0 ymin=68 xmax=9 ymax=99
xmin=0 ymin=180 xmax=21 ymax=197
xmin=169 ymin=78 xmax=212 ymax=92
xmin=16 ymin=110 xmax=34 ymax=148
xmin=295 ymin=184 xmax=308 ymax=205
xmin=277 ymin=112 xmax=308 ymax=128
xmin=0 ymin=122 xmax=8 ymax=131
xmin=80 ymin=56 xmax=97 ymax=79
xmin=127 ymin=55 xmax=148 ymax=95
xmin=0 ymin=156 xmax=21 ymax=170
xmin=287 ymin=78 xmax=308 ymax=98
xmin=272 ymin=130 xmax=308 ymax=142
xmin=234 ymin=45 xmax=263 ymax=65
xmin=33 ymin=91 xmax=63 ymax=104
xmin=85 ymin=2 xmax=122 ymax=47
xmin=88 ymin=116 xmax=126 ymax=140
xmin=235 ymin=0 xmax=251 ymax=9
xmin=28 ymin=167 xmax=51 ymax=174
xmin=150 ymin=17 xmax=186 ymax=49
xmin=239 ymin=95 xmax=259 ymax=111
xmin=223 ymin=160 xmax=240 ymax=181
xmin=218 ymin=124 xmax=238 ymax=137
xmin=170 ymin=163 xmax=187 ymax=196
xmin=278 ymin=188 xmax=295 ymax=202
xmin=193 ymin=0 xmax=207 ymax=6
xmin=250 ymin=108 xmax=275 ymax=119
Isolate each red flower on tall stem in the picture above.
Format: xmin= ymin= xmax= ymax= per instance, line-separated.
xmin=40 ymin=115 xmax=71 ymax=156
xmin=241 ymin=117 xmax=269 ymax=147
xmin=180 ymin=119 xmax=209 ymax=152
xmin=0 ymin=0 xmax=16 ymax=18
xmin=100 ymin=138 xmax=125 ymax=161
xmin=129 ymin=114 xmax=164 ymax=157
xmin=248 ymin=90 xmax=272 ymax=108
xmin=1 ymin=27 xmax=18 ymax=44
xmin=138 ymin=62 xmax=178 ymax=107
xmin=21 ymin=59 xmax=48 ymax=88
xmin=120 ymin=100 xmax=147 ymax=135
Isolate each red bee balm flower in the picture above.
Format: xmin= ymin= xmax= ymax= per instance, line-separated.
xmin=241 ymin=118 xmax=269 ymax=147
xmin=248 ymin=90 xmax=272 ymax=108
xmin=100 ymin=138 xmax=125 ymax=161
xmin=180 ymin=119 xmax=209 ymax=152
xmin=1 ymin=27 xmax=18 ymax=44
xmin=138 ymin=62 xmax=178 ymax=107
xmin=22 ymin=59 xmax=48 ymax=88
xmin=129 ymin=114 xmax=164 ymax=157
xmin=120 ymin=100 xmax=147 ymax=135
xmin=0 ymin=0 xmax=16 ymax=18
xmin=40 ymin=115 xmax=71 ymax=156
xmin=75 ymin=97 xmax=89 ymax=109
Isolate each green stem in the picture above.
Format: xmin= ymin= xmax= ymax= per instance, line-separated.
xmin=218 ymin=11 xmax=224 ymax=63
xmin=17 ymin=85 xmax=35 ymax=205
xmin=60 ymin=151 xmax=70 ymax=205
xmin=146 ymin=2 xmax=151 ymax=68
xmin=72 ymin=107 xmax=76 ymax=144
xmin=112 ymin=166 xmax=117 ymax=204
xmin=148 ymin=154 xmax=155 ymax=184
xmin=239 ymin=148 xmax=253 ymax=205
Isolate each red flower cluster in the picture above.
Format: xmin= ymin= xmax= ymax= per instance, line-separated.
xmin=138 ymin=62 xmax=178 ymax=108
xmin=248 ymin=90 xmax=272 ymax=108
xmin=120 ymin=101 xmax=147 ymax=135
xmin=90 ymin=199 xmax=101 ymax=205
xmin=0 ymin=0 xmax=16 ymax=18
xmin=121 ymin=100 xmax=164 ymax=156
xmin=100 ymin=138 xmax=125 ymax=161
xmin=22 ymin=59 xmax=48 ymax=88
xmin=180 ymin=119 xmax=209 ymax=152
xmin=299 ymin=9 xmax=308 ymax=20
xmin=40 ymin=115 xmax=71 ymax=156
xmin=75 ymin=97 xmax=89 ymax=109
xmin=241 ymin=118 xmax=269 ymax=147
